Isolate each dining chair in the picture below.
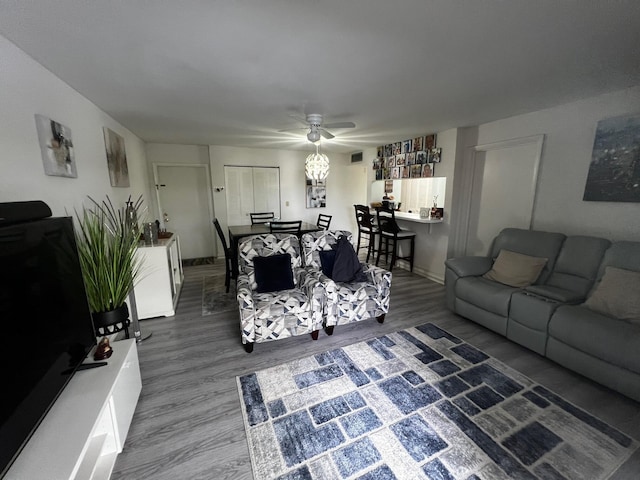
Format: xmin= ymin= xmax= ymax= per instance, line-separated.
xmin=316 ymin=213 xmax=332 ymax=230
xmin=212 ymin=218 xmax=235 ymax=292
xmin=375 ymin=205 xmax=416 ymax=272
xmin=354 ymin=204 xmax=379 ymax=263
xmin=270 ymin=220 xmax=302 ymax=235
xmin=250 ymin=212 xmax=275 ymax=224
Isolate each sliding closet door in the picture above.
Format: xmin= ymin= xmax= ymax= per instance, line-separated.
xmin=224 ymin=166 xmax=280 ymax=225
xmin=225 ymin=166 xmax=255 ymax=225
xmin=252 ymin=167 xmax=280 ymax=219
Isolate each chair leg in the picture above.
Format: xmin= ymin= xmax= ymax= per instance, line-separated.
xmin=376 ymin=234 xmax=383 ymax=266
xmin=356 ymin=230 xmax=362 ymax=253
xmin=325 ymin=325 xmax=335 ymax=336
xmin=390 ymin=237 xmax=398 ymax=271
xmin=409 ymin=237 xmax=415 ymax=272
xmin=225 ymin=266 xmax=230 ymax=293
xmin=366 ymin=232 xmax=374 ymax=263
xmin=311 ymin=330 xmax=319 ymax=340
xmin=376 ymin=314 xmax=386 ymax=324
xmin=244 ymin=342 xmax=254 ymax=353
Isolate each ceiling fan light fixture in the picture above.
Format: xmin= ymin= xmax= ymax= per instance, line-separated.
xmin=305 ymin=144 xmax=330 ymax=181
xmin=307 ymin=128 xmax=321 ymax=143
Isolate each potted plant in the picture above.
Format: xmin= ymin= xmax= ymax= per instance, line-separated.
xmin=74 ymin=195 xmax=144 ymax=337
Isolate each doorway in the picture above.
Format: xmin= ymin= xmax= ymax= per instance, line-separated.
xmin=459 ymin=135 xmax=544 ymax=256
xmin=153 ymin=164 xmax=216 ymax=262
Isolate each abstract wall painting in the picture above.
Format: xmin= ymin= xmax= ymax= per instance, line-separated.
xmin=306 ymin=179 xmax=326 ymax=208
xmin=103 ymin=127 xmax=130 ymax=187
xmin=35 ymin=114 xmax=77 ymax=178
xmin=583 ymin=114 xmax=640 ymax=202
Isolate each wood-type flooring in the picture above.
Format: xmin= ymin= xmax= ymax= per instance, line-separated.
xmin=111 ymin=261 xmax=640 ymax=479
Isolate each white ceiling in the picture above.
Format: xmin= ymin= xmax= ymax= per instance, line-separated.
xmin=2 ymin=1 xmax=640 ymax=153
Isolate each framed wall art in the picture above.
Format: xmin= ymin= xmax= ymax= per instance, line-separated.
xmin=306 ymin=179 xmax=326 ymax=208
xmin=103 ymin=127 xmax=130 ymax=187
xmin=35 ymin=114 xmax=77 ymax=178
xmin=583 ymin=114 xmax=640 ymax=202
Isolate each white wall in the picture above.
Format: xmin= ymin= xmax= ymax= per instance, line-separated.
xmin=474 ymin=86 xmax=640 ymax=241
xmin=208 ymin=145 xmax=359 ymax=253
xmin=0 ymin=34 xmax=150 ymax=217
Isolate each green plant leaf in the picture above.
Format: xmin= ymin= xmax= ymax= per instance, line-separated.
xmin=74 ymin=195 xmax=144 ymax=313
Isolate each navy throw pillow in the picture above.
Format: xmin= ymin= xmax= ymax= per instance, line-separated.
xmin=253 ymin=253 xmax=294 ymax=293
xmin=332 ymin=236 xmax=367 ymax=282
xmin=319 ymin=249 xmax=337 ymax=278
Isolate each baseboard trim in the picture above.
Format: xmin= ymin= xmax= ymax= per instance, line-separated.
xmin=385 ymin=259 xmax=444 ymax=285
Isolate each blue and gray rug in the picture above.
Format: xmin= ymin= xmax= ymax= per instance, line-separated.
xmin=237 ymin=323 xmax=637 ymax=479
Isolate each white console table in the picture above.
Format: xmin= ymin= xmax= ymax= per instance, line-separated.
xmin=6 ymin=339 xmax=141 ymax=480
xmin=133 ymin=233 xmax=184 ymax=319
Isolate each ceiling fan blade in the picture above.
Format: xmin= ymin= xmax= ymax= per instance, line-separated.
xmin=288 ymin=114 xmax=309 ymax=126
xmin=277 ymin=127 xmax=307 ymax=132
xmin=320 ymin=129 xmax=335 ymax=140
xmin=323 ymin=121 xmax=356 ymax=129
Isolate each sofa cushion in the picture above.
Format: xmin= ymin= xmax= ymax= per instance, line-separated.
xmin=332 ymin=235 xmax=366 ymax=282
xmin=524 ymin=285 xmax=585 ymax=303
xmin=490 ymin=228 xmax=565 ymax=284
xmin=319 ymin=249 xmax=336 ymax=278
xmin=253 ymin=253 xmax=294 ymax=293
xmin=456 ymin=276 xmax=518 ymax=316
xmin=544 ymin=236 xmax=611 ymax=297
xmin=595 ymin=241 xmax=640 ymax=279
xmin=549 ymin=305 xmax=640 ymax=374
xmin=584 ymin=266 xmax=640 ymax=322
xmin=483 ymin=249 xmax=548 ymax=287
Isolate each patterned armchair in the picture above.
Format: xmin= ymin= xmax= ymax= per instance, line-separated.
xmin=236 ymin=233 xmax=324 ymax=352
xmin=301 ymin=230 xmax=392 ymax=334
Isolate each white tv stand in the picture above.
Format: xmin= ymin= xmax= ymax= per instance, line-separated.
xmin=5 ymin=339 xmax=142 ymax=480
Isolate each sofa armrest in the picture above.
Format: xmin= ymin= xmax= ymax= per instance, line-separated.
xmin=524 ymin=285 xmax=585 ymax=304
xmin=445 ymin=256 xmax=493 ymax=278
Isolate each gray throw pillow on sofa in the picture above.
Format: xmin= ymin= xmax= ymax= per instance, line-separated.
xmin=584 ymin=266 xmax=640 ymax=322
xmin=483 ymin=249 xmax=548 ymax=288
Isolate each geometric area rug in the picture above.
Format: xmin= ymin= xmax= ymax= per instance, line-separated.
xmin=237 ymin=323 xmax=638 ymax=479
xmin=202 ymin=274 xmax=237 ymax=316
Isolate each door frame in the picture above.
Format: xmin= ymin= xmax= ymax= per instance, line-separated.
xmin=451 ymin=134 xmax=545 ymax=257
xmin=152 ymin=163 xmax=217 ymax=258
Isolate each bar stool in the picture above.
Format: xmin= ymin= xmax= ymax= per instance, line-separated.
xmin=354 ymin=204 xmax=379 ymax=263
xmin=375 ymin=205 xmax=416 ymax=272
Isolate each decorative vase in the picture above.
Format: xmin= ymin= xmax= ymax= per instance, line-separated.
xmin=143 ymin=222 xmax=158 ymax=245
xmin=91 ymin=303 xmax=130 ymax=338
xmin=125 ymin=200 xmax=139 ymax=237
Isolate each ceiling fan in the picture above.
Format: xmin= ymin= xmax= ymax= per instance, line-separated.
xmin=278 ymin=113 xmax=356 ymax=142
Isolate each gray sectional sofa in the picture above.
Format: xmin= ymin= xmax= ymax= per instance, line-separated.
xmin=445 ymin=228 xmax=640 ymax=403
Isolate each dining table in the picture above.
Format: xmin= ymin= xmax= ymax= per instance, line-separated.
xmin=228 ymin=221 xmax=321 ymax=276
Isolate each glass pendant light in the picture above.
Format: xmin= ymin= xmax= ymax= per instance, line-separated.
xmin=305 ymin=143 xmax=330 ymax=181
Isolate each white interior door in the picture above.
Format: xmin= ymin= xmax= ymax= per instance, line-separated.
xmin=154 ymin=164 xmax=215 ymax=260
xmin=464 ymin=138 xmax=543 ymax=256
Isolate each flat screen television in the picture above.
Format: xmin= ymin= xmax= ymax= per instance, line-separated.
xmin=0 ymin=211 xmax=97 ymax=478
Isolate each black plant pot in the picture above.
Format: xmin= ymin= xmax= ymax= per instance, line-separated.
xmin=92 ymin=304 xmax=131 ymax=338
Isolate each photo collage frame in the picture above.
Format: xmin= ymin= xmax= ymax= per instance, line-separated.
xmin=372 ymin=134 xmax=442 ymax=180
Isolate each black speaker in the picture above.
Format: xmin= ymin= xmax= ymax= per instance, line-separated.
xmin=0 ymin=201 xmax=52 ymax=225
